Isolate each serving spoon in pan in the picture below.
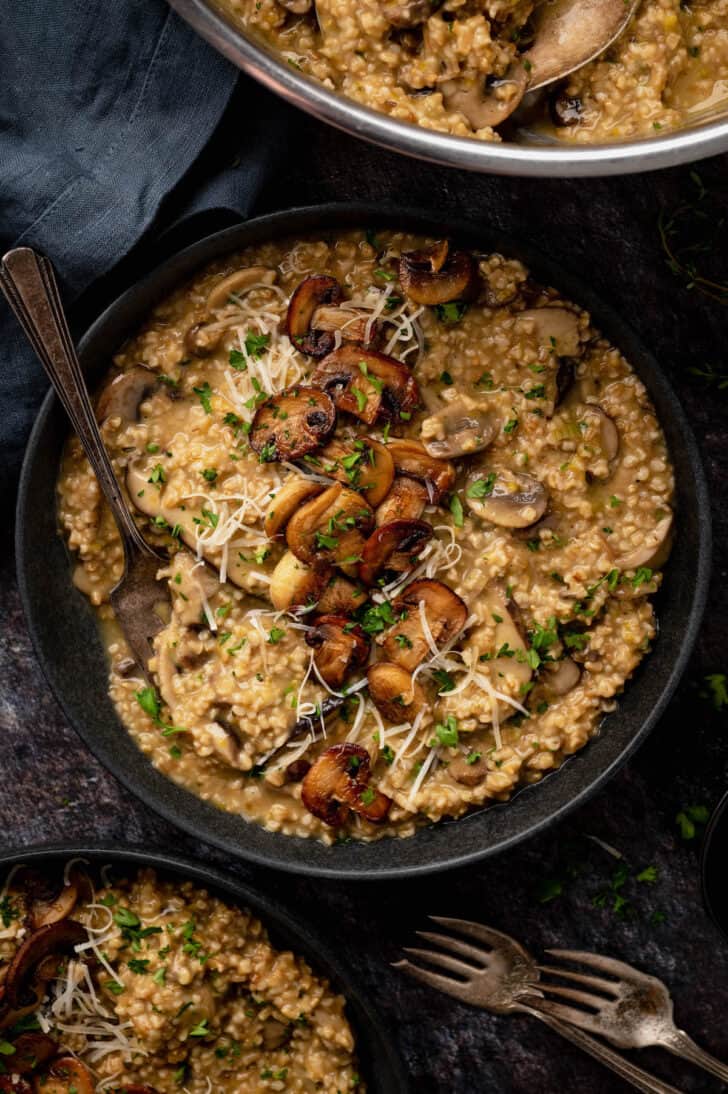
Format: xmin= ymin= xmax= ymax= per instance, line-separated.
xmin=1 ymin=247 xmax=166 ymax=677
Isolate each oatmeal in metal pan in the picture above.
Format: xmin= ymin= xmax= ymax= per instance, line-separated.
xmin=216 ymin=0 xmax=728 ymax=141
xmin=0 ymin=863 xmax=361 ymax=1092
xmin=57 ymin=229 xmax=674 ymax=844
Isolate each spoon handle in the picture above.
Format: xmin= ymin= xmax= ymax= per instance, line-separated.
xmin=0 ymin=247 xmax=154 ymax=560
xmin=663 ymin=1028 xmax=728 ymax=1082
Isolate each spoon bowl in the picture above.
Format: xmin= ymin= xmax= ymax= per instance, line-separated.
xmin=524 ymin=0 xmax=641 ymax=91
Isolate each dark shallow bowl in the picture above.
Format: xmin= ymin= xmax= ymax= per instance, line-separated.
xmin=701 ymin=791 xmax=728 ymax=941
xmin=16 ymin=203 xmax=711 ymax=879
xmin=0 ymin=843 xmax=407 ymax=1091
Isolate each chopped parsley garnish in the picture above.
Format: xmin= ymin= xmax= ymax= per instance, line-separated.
xmin=434 ymin=301 xmax=468 ymax=324
xmin=193 ymin=382 xmax=213 ymax=414
xmin=524 ymin=384 xmax=546 ymax=400
xmin=360 ymin=787 xmax=376 ymax=806
xmin=704 ymin=673 xmax=728 ymax=710
xmin=675 ymin=804 xmax=709 ymax=840
xmin=229 ymin=349 xmax=247 ymax=371
xmin=503 ymin=417 xmax=518 ymax=434
xmin=148 ymin=464 xmax=165 ymax=485
xmin=450 ymin=494 xmax=464 ymax=527
xmin=201 ymin=467 xmax=218 ymax=483
xmin=268 ymin=627 xmax=286 ymax=644
xmin=432 ymin=668 xmax=455 ymax=693
xmin=632 ymin=567 xmax=653 ymax=589
xmin=467 ymin=473 xmax=496 ymax=498
xmin=432 ymin=714 xmax=459 ymax=748
xmin=244 ymin=331 xmax=270 ymax=358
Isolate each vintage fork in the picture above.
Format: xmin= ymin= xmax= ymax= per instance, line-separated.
xmin=0 ymin=247 xmax=166 ymax=675
xmin=394 ymin=918 xmax=683 ymax=1094
xmin=531 ymin=948 xmax=728 ymax=1083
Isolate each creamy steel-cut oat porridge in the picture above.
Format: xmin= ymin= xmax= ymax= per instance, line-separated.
xmin=0 ymin=862 xmax=361 ymax=1092
xmin=217 ymin=0 xmax=728 ymax=142
xmin=57 ymin=229 xmax=674 ymax=844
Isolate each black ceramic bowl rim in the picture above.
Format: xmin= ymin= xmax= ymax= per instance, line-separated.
xmin=16 ymin=203 xmax=712 ymax=880
xmin=701 ymin=789 xmax=728 ymax=942
xmin=0 ymin=843 xmax=407 ymax=1091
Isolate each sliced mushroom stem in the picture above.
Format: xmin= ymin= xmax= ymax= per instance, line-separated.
xmin=264 ymin=478 xmax=325 ymax=538
xmin=206 ymin=266 xmax=277 ymax=311
xmin=385 ymin=439 xmax=456 ymax=503
xmin=375 ymin=476 xmax=429 ymax=526
xmin=270 ymin=551 xmax=331 ymax=611
xmin=381 ymin=578 xmax=468 ymax=670
xmin=358 ymin=519 xmax=433 ymax=586
xmin=285 ymin=482 xmax=374 ymax=571
xmin=314 ymin=437 xmax=395 ymax=506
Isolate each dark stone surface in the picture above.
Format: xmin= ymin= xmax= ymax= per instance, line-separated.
xmin=1 ymin=99 xmax=728 ymax=1091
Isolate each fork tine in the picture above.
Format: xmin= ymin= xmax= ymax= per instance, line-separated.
xmin=403 ymin=946 xmax=476 ymax=979
xmin=546 ymin=949 xmax=638 ymax=980
xmin=525 ymin=995 xmax=604 ymax=1035
xmin=537 ymin=964 xmax=619 ymax=996
xmin=416 ymin=930 xmax=489 ymax=967
xmin=392 ymin=958 xmax=475 ymax=1004
xmin=429 ymin=916 xmax=512 ymax=952
xmin=537 ymin=981 xmax=605 ymax=1010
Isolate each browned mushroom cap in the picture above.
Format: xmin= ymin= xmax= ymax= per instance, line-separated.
xmin=440 ymin=64 xmax=529 ymax=131
xmin=315 ymin=437 xmax=394 ymax=506
xmin=269 ymin=552 xmax=332 ymax=611
xmin=386 ymin=438 xmax=455 ymax=503
xmin=381 ymin=579 xmax=468 ymax=670
xmin=358 ymin=520 xmax=433 ymax=587
xmin=95 ymin=366 xmax=158 ymax=423
xmin=317 ymin=573 xmax=368 ymax=614
xmin=29 ymin=867 xmax=88 ymax=930
xmin=287 ymin=275 xmax=344 ymax=357
xmin=421 ymin=402 xmax=497 ymax=459
xmin=375 ymin=476 xmax=428 ymax=526
xmin=206 ymin=266 xmax=277 ymax=311
xmin=33 ymin=1058 xmax=94 ymax=1094
xmin=465 ymin=469 xmax=548 ymax=529
xmin=5 ymin=921 xmax=86 ymax=1008
xmin=399 ymin=241 xmax=478 ymax=306
xmin=301 ymin=744 xmax=391 ymax=826
xmin=310 ymin=304 xmax=380 ymax=346
xmin=311 ymin=344 xmax=420 ymax=425
xmin=184 ymin=322 xmax=223 ymax=358
xmin=305 ymin=615 xmax=370 ymax=689
xmin=367 ymin=662 xmax=425 ymax=722
xmin=518 ymin=306 xmax=582 ymax=357
xmin=264 ymin=478 xmax=324 ymax=538
xmin=250 ymin=386 xmax=336 ymax=462
xmin=7 ymin=1034 xmax=57 ymax=1075
xmin=449 ymin=753 xmax=489 ymax=786
xmin=285 ymin=482 xmax=374 ymax=571
xmin=0 ymin=982 xmax=45 ymax=1033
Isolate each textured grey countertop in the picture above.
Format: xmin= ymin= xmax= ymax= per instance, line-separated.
xmin=1 ymin=99 xmax=727 ymax=1092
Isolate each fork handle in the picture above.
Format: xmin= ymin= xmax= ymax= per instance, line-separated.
xmin=520 ymin=1005 xmax=683 ymax=1094
xmin=662 ymin=1028 xmax=728 ymax=1083
xmin=0 ymin=246 xmax=153 ymax=560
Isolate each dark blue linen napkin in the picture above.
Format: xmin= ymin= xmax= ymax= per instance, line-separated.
xmin=0 ymin=0 xmax=285 ymax=500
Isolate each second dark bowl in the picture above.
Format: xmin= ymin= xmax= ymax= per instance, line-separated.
xmin=16 ymin=204 xmax=711 ymax=879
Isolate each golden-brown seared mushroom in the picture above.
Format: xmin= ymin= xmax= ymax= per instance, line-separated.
xmin=8 ymin=1034 xmax=57 ymax=1075
xmin=465 ymin=469 xmax=548 ymax=529
xmin=399 ymin=241 xmax=478 ymax=306
xmin=449 ymin=752 xmax=489 ymax=786
xmin=184 ymin=322 xmax=223 ymax=358
xmin=250 ymin=386 xmax=336 ymax=462
xmin=317 ymin=573 xmax=368 ymax=614
xmin=381 ymin=579 xmax=468 ymax=670
xmin=95 ymin=366 xmax=158 ymax=423
xmin=301 ymin=743 xmax=391 ymax=826
xmin=311 ymin=344 xmax=420 ymax=425
xmin=264 ymin=478 xmax=324 ymax=538
xmin=305 ymin=615 xmax=370 ymax=689
xmin=421 ymin=401 xmax=497 ymax=459
xmin=375 ymin=476 xmax=429 ymax=526
xmin=206 ymin=266 xmax=277 ymax=311
xmin=310 ymin=304 xmax=379 ymax=346
xmin=287 ymin=275 xmax=344 ymax=357
xmin=5 ymin=921 xmax=86 ymax=1008
xmin=367 ymin=662 xmax=425 ymax=722
xmin=34 ymin=1058 xmax=94 ymax=1094
xmin=269 ymin=551 xmax=332 ymax=611
xmin=440 ymin=64 xmax=529 ymax=130
xmin=385 ymin=438 xmax=455 ymax=503
xmin=30 ymin=867 xmax=86 ymax=930
xmin=518 ymin=306 xmax=582 ymax=357
xmin=285 ymin=482 xmax=374 ymax=571
xmin=358 ymin=519 xmax=432 ymax=587
xmin=315 ymin=437 xmax=394 ymax=506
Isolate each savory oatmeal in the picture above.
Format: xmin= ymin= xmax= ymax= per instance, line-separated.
xmin=57 ymin=229 xmax=674 ymax=844
xmin=216 ymin=0 xmax=728 ymax=141
xmin=0 ymin=863 xmax=361 ymax=1092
